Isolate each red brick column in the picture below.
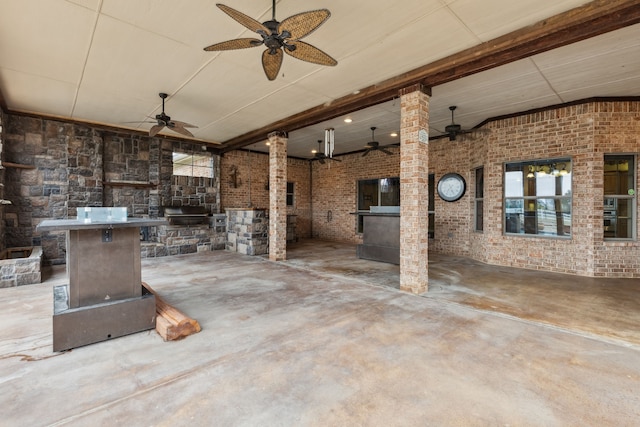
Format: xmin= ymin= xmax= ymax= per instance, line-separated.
xmin=399 ymin=84 xmax=431 ymax=293
xmin=268 ymin=131 xmax=287 ymax=261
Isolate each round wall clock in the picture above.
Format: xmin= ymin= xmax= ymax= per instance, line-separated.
xmin=437 ymin=173 xmax=466 ymax=202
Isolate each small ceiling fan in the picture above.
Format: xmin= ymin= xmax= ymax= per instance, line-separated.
xmin=204 ymin=1 xmax=337 ymax=80
xmin=311 ymin=140 xmax=341 ymax=164
xmin=128 ymin=93 xmax=198 ymax=138
xmin=438 ymin=106 xmax=481 ymax=141
xmin=362 ymin=127 xmax=394 ymax=157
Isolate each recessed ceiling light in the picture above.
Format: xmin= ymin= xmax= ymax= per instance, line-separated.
xmin=311 ymin=149 xmax=317 ymax=154
xmin=266 ymin=141 xmax=270 ymax=146
xmin=344 ymin=117 xmax=352 ymax=123
xmin=390 ymin=132 xmax=398 ymax=137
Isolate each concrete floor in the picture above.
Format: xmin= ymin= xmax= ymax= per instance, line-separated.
xmin=2 ymin=239 xmax=640 ymax=426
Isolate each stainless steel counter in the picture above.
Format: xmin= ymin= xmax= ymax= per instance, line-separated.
xmin=37 ymin=217 xmax=167 ymax=231
xmin=37 ymin=217 xmax=166 ymax=351
xmin=356 ymin=212 xmax=400 ymax=264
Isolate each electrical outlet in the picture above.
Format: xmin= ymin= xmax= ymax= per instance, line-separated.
xmin=102 ymin=229 xmax=113 ymax=242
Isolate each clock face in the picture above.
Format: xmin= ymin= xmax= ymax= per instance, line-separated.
xmin=437 ymin=173 xmax=466 ymax=202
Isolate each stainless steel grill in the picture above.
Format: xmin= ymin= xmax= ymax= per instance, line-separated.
xmin=162 ymin=206 xmax=210 ymax=226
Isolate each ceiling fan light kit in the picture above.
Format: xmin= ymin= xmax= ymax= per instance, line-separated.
xmin=204 ymin=1 xmax=337 ymax=80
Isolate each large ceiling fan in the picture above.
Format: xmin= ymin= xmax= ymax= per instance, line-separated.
xmin=129 ymin=93 xmax=198 ymax=138
xmin=362 ymin=127 xmax=394 ymax=157
xmin=204 ymin=1 xmax=337 ymax=80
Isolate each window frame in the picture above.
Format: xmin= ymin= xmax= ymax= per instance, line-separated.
xmin=428 ymin=173 xmax=435 ymax=239
xmin=503 ymin=157 xmax=572 ymax=238
xmin=604 ymin=154 xmax=636 ymax=240
xmin=172 ymin=151 xmax=214 ymax=178
xmin=474 ymin=166 xmax=484 ymax=232
xmin=356 ymin=176 xmax=400 ymax=233
xmin=286 ymin=182 xmax=295 ymax=207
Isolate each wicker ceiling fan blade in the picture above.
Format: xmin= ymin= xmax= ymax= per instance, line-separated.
xmin=204 ymin=38 xmax=263 ymax=51
xmin=362 ymin=149 xmax=371 ymax=157
xmin=216 ymin=4 xmax=270 ymax=34
xmin=168 ymin=122 xmax=195 ymax=138
xmin=171 ymin=119 xmax=198 ymax=129
xmin=280 ymin=9 xmax=331 ymax=40
xmin=262 ymin=48 xmax=283 ymax=81
xmin=379 ymin=148 xmax=394 ymax=155
xmin=149 ymin=124 xmax=165 ymax=137
xmin=285 ymin=41 xmax=337 ymax=66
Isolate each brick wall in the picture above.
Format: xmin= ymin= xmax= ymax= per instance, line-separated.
xmin=307 ymin=100 xmax=640 ymax=278
xmin=220 ymin=149 xmax=311 ymax=239
xmin=311 ymin=145 xmax=400 ymax=242
xmin=3 ymin=100 xmax=638 ymax=277
xmin=592 ymin=101 xmax=640 ymax=276
xmin=429 ymin=137 xmax=471 ymax=256
xmin=478 ymin=104 xmax=598 ymax=275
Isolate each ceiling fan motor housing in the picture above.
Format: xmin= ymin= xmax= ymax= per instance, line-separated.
xmin=445 ymin=124 xmax=461 ymax=133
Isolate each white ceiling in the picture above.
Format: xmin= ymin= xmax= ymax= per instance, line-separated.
xmin=1 ymin=0 xmax=639 ymax=159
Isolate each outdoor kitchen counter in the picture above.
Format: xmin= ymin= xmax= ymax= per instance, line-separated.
xmin=37 ymin=217 xmax=167 ymax=352
xmin=37 ymin=217 xmax=167 ymax=231
xmin=356 ymin=212 xmax=400 ymax=265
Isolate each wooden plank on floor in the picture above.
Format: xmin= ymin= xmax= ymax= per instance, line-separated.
xmin=142 ymin=282 xmax=201 ymax=341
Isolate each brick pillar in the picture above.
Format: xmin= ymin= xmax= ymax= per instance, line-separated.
xmin=268 ymin=131 xmax=287 ymax=261
xmin=399 ymin=84 xmax=431 ymax=294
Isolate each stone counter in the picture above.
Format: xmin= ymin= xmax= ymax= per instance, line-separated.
xmin=225 ymin=208 xmax=268 ymax=255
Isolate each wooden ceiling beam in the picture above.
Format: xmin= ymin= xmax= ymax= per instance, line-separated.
xmin=220 ymin=0 xmax=640 ymax=153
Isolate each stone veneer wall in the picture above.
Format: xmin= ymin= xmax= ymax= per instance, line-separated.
xmin=0 ymin=246 xmax=42 ymax=287
xmin=0 ymin=109 xmax=6 ymax=253
xmin=225 ymin=208 xmax=268 ymax=255
xmin=166 ymin=140 xmax=220 ymax=213
xmin=103 ymin=134 xmax=150 ymax=215
xmin=3 ymin=113 xmax=222 ymax=265
xmin=220 ymin=150 xmax=311 ymax=239
xmin=141 ymin=214 xmax=227 ymax=258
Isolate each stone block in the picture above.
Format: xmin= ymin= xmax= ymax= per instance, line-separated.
xmin=1 ymin=264 xmax=16 ymax=277
xmin=17 ymin=272 xmax=41 ymax=286
xmin=180 ymin=244 xmax=197 ymax=254
xmin=0 ymin=278 xmax=15 ymax=288
xmin=155 ymin=245 xmax=168 ymax=258
xmin=197 ymin=244 xmax=211 ymax=252
xmin=253 ymin=244 xmax=268 ymax=255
